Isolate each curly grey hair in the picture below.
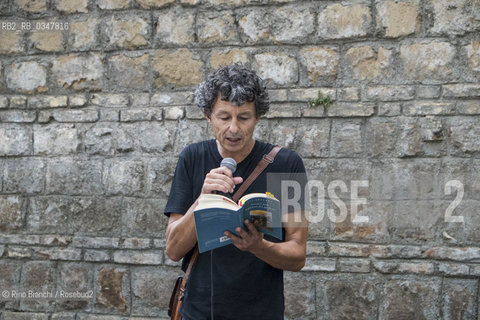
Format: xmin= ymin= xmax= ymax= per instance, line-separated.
xmin=194 ymin=63 xmax=270 ymax=117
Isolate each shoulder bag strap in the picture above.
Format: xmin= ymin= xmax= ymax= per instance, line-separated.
xmin=179 ymin=145 xmax=282 ymax=298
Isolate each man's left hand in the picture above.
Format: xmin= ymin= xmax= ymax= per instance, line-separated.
xmin=224 ymin=219 xmax=264 ymax=252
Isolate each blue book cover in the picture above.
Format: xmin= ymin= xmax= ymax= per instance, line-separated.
xmin=194 ymin=193 xmax=282 ymax=253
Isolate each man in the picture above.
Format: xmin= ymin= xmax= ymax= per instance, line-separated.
xmin=165 ymin=64 xmax=308 ymax=320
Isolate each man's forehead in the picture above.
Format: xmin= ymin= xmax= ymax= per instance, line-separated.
xmin=212 ymin=99 xmax=256 ymax=113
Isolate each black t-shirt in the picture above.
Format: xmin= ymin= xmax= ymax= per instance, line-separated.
xmin=164 ymin=139 xmax=306 ymax=320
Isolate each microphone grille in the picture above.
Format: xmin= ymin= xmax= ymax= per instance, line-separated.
xmin=220 ymin=158 xmax=237 ymax=173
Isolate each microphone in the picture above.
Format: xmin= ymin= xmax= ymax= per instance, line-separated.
xmin=218 ymin=158 xmax=237 ymax=197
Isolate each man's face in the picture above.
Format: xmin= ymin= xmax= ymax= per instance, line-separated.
xmin=207 ymin=95 xmax=259 ymax=161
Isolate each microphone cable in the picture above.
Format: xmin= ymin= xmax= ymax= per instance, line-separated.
xmin=210 ymin=249 xmax=214 ymax=320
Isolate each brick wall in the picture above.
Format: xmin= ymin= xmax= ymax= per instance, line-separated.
xmin=0 ymin=0 xmax=479 ymax=319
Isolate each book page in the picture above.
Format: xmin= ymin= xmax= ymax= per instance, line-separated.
xmin=195 ymin=193 xmax=240 ymax=211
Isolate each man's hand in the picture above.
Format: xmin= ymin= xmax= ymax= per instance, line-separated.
xmin=224 ymin=219 xmax=264 ymax=252
xmin=201 ymin=167 xmax=243 ymax=194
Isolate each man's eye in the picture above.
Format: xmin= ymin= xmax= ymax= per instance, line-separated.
xmin=220 ymin=117 xmax=229 ymax=121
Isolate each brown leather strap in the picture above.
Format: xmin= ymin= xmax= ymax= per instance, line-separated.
xmin=178 ymin=246 xmax=199 ymax=301
xmin=233 ymin=145 xmax=282 ymax=203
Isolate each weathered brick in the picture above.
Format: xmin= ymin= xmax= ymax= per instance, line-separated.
xmin=152 ymin=49 xmax=203 ymax=88
xmin=373 ymin=260 xmax=434 ymax=274
xmin=21 ymin=261 xmax=56 ymax=311
xmin=438 ymin=262 xmax=470 ymax=275
xmin=54 ymin=0 xmax=88 ymax=12
xmin=289 ymin=87 xmax=336 ymax=103
xmin=0 ymin=234 xmax=41 ymax=245
xmin=0 ymin=110 xmax=36 ymax=122
xmin=345 ymin=46 xmax=392 ymax=81
xmin=52 ymin=54 xmax=104 ymax=90
xmin=27 ymin=197 xmax=69 ymax=234
xmin=423 ymin=246 xmax=480 ymax=261
xmin=0 ymin=260 xmax=21 ymax=309
xmin=6 ymin=61 xmax=48 ymax=93
xmin=7 ymin=246 xmax=32 ymax=259
xmin=327 ymin=102 xmax=374 ymax=117
xmin=197 ymin=11 xmax=236 ymax=44
xmin=154 ymin=6 xmax=195 ymax=45
xmin=15 ymin=0 xmax=47 ymax=12
xmin=254 ymin=52 xmax=298 ymax=86
xmin=328 ymin=243 xmax=389 ymax=258
xmin=417 ymin=85 xmax=441 ymax=99
xmin=103 ymin=14 xmax=150 ymax=49
xmin=34 ymin=124 xmax=81 ymax=155
xmin=0 ymin=196 xmax=25 ymax=232
xmin=295 ymin=119 xmax=329 ymax=157
xmin=164 ymin=106 xmax=184 ymax=120
xmin=380 ymin=278 xmax=441 ymax=320
xmin=69 ymin=95 xmax=87 ymax=107
xmin=0 ymin=124 xmax=33 ymax=156
xmin=120 ymin=108 xmax=163 ymax=122
xmin=94 ymin=266 xmax=130 ymax=314
xmin=466 ymin=40 xmax=480 ymax=73
xmin=97 ymin=0 xmax=130 ymax=9
xmin=122 ymin=198 xmax=168 ymax=237
xmin=68 ymin=17 xmax=100 ymax=50
xmin=457 ymin=101 xmax=480 ymax=115
xmin=152 ymin=239 xmax=165 ymax=249
xmin=443 ymin=84 xmax=480 ymax=98
xmin=0 ymin=31 xmax=24 ymax=54
xmin=41 ymin=235 xmax=71 ymax=246
xmin=318 ymin=3 xmax=372 ymax=39
xmin=46 ymin=159 xmax=102 ymax=195
xmin=151 ymin=91 xmax=193 ymax=106
xmin=122 ymin=238 xmax=151 ymax=249
xmin=30 ymin=30 xmax=64 ymax=52
xmin=427 ymin=0 xmax=480 ymax=36
xmin=317 ymin=276 xmax=378 ymax=320
xmin=338 ymin=258 xmax=370 ymax=273
xmin=376 ymin=0 xmax=419 ymax=38
xmin=72 ymin=236 xmax=120 ymax=248
xmin=85 ymin=250 xmax=111 ymax=262
xmin=400 ymin=42 xmax=456 ymax=82
xmin=299 ymin=47 xmax=338 ymax=83
xmin=108 ymin=53 xmax=149 ymax=90
xmin=39 ymin=108 xmax=99 ymax=123
xmin=1 ymin=312 xmax=49 ymax=320
xmin=338 ymin=87 xmax=360 ymax=101
xmin=330 ymin=120 xmax=363 ymax=157
xmin=366 ymin=85 xmax=415 ymax=101
xmin=10 ymin=95 xmax=28 ymax=108
xmin=113 ymin=250 xmax=163 ymax=265
xmin=91 ymin=93 xmax=129 ymax=108
xmin=403 ymin=101 xmax=456 ymax=115
xmin=4 ymin=158 xmax=45 ymax=194
xmin=366 ymin=118 xmax=398 ymax=156
xmin=0 ymin=96 xmax=8 ymax=109
xmin=306 ymin=241 xmax=327 ymax=256
xmin=103 ymin=160 xmax=144 ymax=195
xmin=34 ymin=247 xmax=82 ymax=261
xmin=302 ymin=257 xmax=336 ymax=272
xmin=449 ymin=117 xmax=480 ymax=153
xmin=210 ymin=48 xmax=249 ymax=69
xmin=284 ymin=272 xmax=316 ymax=320
xmin=145 ymin=157 xmax=178 ymax=198
xmin=442 ymin=279 xmax=477 ymax=320
xmin=28 ymin=95 xmax=68 ymax=108
xmin=135 ymin=0 xmax=175 ymax=8
xmin=266 ymin=103 xmax=301 ymax=118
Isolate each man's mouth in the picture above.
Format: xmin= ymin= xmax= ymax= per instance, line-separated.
xmin=226 ymin=137 xmax=242 ymax=143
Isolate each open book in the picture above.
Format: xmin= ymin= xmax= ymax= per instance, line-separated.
xmin=193 ymin=193 xmax=282 ymax=253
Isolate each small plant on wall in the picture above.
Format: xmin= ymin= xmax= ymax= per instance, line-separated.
xmin=307 ymin=90 xmax=333 ymax=108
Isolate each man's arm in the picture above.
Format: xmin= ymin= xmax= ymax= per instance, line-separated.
xmin=224 ymin=212 xmax=308 ymax=271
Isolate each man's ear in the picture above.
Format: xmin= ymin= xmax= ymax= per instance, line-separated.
xmin=206 ymin=115 xmax=211 ymax=123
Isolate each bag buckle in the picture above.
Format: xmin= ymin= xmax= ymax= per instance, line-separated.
xmin=263 ymin=154 xmax=274 ymax=163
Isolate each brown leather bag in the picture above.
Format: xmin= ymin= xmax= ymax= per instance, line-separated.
xmin=168 ymin=146 xmax=282 ymax=320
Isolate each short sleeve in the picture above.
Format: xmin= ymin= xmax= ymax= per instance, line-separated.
xmin=164 ymin=152 xmax=195 ymax=217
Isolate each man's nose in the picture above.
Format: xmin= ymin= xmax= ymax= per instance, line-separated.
xmin=229 ymin=118 xmax=240 ymax=133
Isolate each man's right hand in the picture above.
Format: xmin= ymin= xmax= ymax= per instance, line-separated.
xmin=201 ymin=167 xmax=243 ymax=194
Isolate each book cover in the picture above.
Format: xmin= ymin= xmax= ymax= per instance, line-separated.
xmin=193 ymin=193 xmax=282 ymax=253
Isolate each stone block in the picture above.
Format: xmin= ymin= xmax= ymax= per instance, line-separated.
xmin=4 ymin=158 xmax=45 ymax=194
xmin=120 ymin=108 xmax=163 ymax=122
xmin=316 ymin=275 xmax=378 ymax=320
xmin=52 ymin=54 xmax=104 ymax=90
xmin=0 ymin=31 xmax=24 ymax=54
xmin=268 ymin=120 xmax=298 ymax=150
xmin=466 ymin=40 xmax=480 ymax=74
xmin=443 ymin=84 xmax=480 ymax=98
xmin=330 ymin=120 xmax=363 ymax=157
xmin=210 ymin=48 xmax=249 ymax=69
xmin=39 ymin=108 xmax=99 ymax=123
xmin=338 ymin=258 xmax=370 ymax=273
xmin=52 ymin=312 xmax=77 ymax=320
xmin=34 ymin=123 xmax=81 ymax=155
xmin=154 ymin=6 xmax=195 ymax=45
xmin=427 ymin=0 xmax=480 ymax=36
xmin=442 ymin=279 xmax=477 ymax=320
xmin=135 ymin=0 xmax=175 ymax=8
xmin=103 ymin=160 xmax=144 ymax=195
xmin=85 ymin=250 xmax=111 ymax=262
xmin=0 ymin=96 xmax=7 ymax=108
xmin=457 ymin=101 xmax=480 ymax=114
xmin=437 ymin=262 xmax=470 ymax=276
xmin=338 ymin=87 xmax=360 ymax=101
xmin=379 ymin=278 xmax=441 ymax=320
xmin=152 ymin=49 xmax=203 ymax=88
xmin=164 ymin=106 xmax=185 ymax=120
xmin=145 ymin=157 xmax=178 ymax=198
xmin=373 ymin=260 xmax=434 ymax=274
xmin=94 ymin=266 xmax=130 ymax=314
xmin=133 ymin=122 xmax=174 ymax=153
xmin=68 ymin=17 xmax=100 ymax=50
xmin=1 ymin=312 xmax=49 ymax=320
xmin=72 ymin=236 xmax=120 ymax=249
xmin=97 ymin=0 xmax=130 ymax=9
xmin=103 ymin=14 xmax=150 ymax=49
xmin=365 ymin=85 xmax=415 ymax=101
xmin=253 ymin=52 xmax=298 ymax=86
xmin=294 ymin=119 xmax=329 ymax=157
xmin=131 ymin=267 xmax=179 ymax=316
xmin=15 ymin=0 xmax=47 ymax=12
xmin=299 ymin=47 xmax=338 ymax=83
xmin=83 ymin=124 xmax=130 ymax=155
xmin=28 ymin=95 xmax=68 ymax=108
xmin=376 ymin=0 xmax=419 ymax=38
xmin=122 ymin=238 xmax=151 ymax=249
xmin=173 ymin=120 xmax=209 ymax=153
xmin=113 ymin=250 xmax=163 ymax=265
xmin=6 ymin=61 xmax=48 ymax=93
xmin=327 ymin=102 xmax=375 ymax=117
xmin=34 ymin=248 xmax=82 ymax=261
xmin=448 ymin=117 xmax=480 ymax=154
xmin=54 ymin=0 xmax=88 ymax=12
xmin=284 ymin=272 xmax=316 ymax=320
xmin=46 ymin=158 xmax=102 ymax=195
xmin=403 ymin=101 xmax=456 ymax=115
xmin=108 ymin=53 xmax=149 ymax=90
xmin=396 ymin=118 xmax=423 ymax=157
xmin=30 ymin=30 xmax=64 ymax=52
xmin=10 ymin=96 xmax=28 ymax=108
xmin=0 ymin=124 xmax=33 ymax=156
xmin=317 ymin=3 xmax=372 ymax=40
xmin=122 ymin=198 xmax=168 ymax=237
xmin=91 ymin=94 xmax=129 ymax=108
xmin=303 ymin=257 xmax=336 ymax=272
xmin=289 ymin=87 xmax=336 ymax=103
xmin=151 ymin=91 xmax=193 ymax=106
xmin=0 ymin=196 xmax=24 ymax=232
xmin=366 ymin=118 xmax=398 ymax=157
xmin=400 ymin=42 xmax=456 ymax=82
xmin=306 ymin=241 xmax=327 ymax=255
xmin=27 ymin=197 xmax=69 ymax=234
xmin=0 ymin=110 xmax=36 ymax=122
xmin=266 ymin=103 xmax=301 ymax=118
xmin=416 ymin=85 xmax=441 ymax=99
xmin=20 ymin=261 xmax=56 ymax=312
xmin=0 ymin=260 xmax=21 ymax=309
xmin=197 ymin=10 xmax=236 ymax=44
xmin=345 ymin=46 xmax=393 ymax=81
xmin=393 ymin=159 xmax=442 ymax=200
xmin=328 ymin=243 xmax=389 ymax=258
